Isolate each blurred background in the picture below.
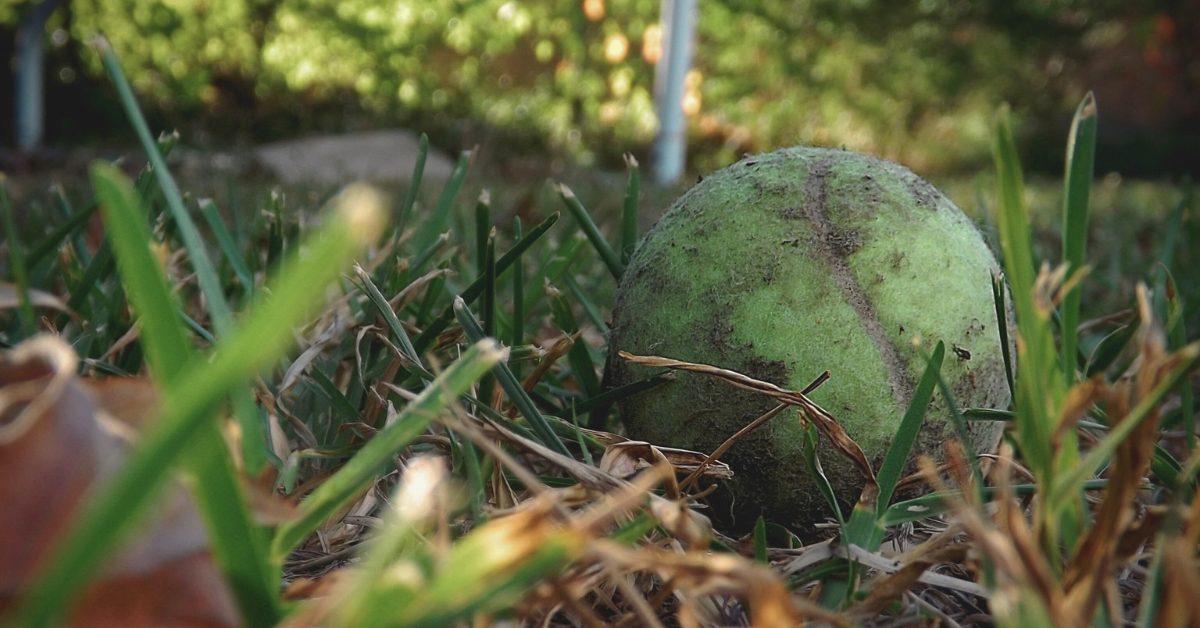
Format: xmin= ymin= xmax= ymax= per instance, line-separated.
xmin=2 ymin=0 xmax=1198 ymax=181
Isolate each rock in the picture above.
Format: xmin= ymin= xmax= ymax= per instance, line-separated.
xmin=254 ymin=130 xmax=454 ymax=185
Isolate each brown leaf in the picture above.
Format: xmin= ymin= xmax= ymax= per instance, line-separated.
xmin=654 ymin=445 xmax=734 ymax=482
xmin=83 ymin=377 xmax=161 ymax=431
xmin=1052 ymin=376 xmax=1100 ymax=450
xmin=848 ymin=541 xmax=970 ymax=618
xmin=917 ymin=450 xmax=1072 ymax=627
xmin=593 ymin=540 xmax=841 ymax=626
xmin=0 ymin=335 xmax=238 ymax=626
xmin=1153 ymin=493 xmax=1200 ymax=627
xmin=600 ymin=441 xmax=671 ymax=483
xmin=522 ymin=332 xmax=576 ymax=394
xmin=0 ymin=282 xmax=77 ymax=318
xmin=1063 ymin=286 xmax=1178 ymax=620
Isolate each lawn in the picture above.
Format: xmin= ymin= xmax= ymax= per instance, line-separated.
xmin=1 ymin=49 xmax=1198 ymax=627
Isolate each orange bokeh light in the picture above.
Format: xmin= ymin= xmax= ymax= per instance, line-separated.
xmin=583 ymin=0 xmax=605 ymax=22
xmin=642 ymin=24 xmax=662 ymax=64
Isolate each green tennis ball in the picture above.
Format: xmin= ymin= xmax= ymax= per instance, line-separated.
xmin=608 ymin=147 xmax=1010 ymax=532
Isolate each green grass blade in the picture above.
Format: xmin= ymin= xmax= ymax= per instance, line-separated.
xmin=992 ymin=106 xmax=1068 ymax=484
xmin=270 ymin=339 xmax=505 ymax=561
xmin=354 ymin=267 xmax=428 ymax=377
xmin=475 ymin=191 xmax=491 ymax=275
xmin=396 ymin=132 xmax=429 ymax=231
xmin=752 ymin=516 xmax=769 ymax=564
xmin=577 ymin=372 xmax=668 ymax=421
xmin=557 ymin=183 xmax=625 ymax=279
xmin=14 ymin=184 xmax=386 ymax=627
xmin=522 ymin=232 xmax=587 ymax=317
xmin=185 ymin=430 xmax=278 ymax=625
xmin=483 ymin=231 xmax=497 ymax=339
xmin=1157 ymin=189 xmax=1191 ymax=273
xmin=1150 ymin=443 xmax=1184 ymax=490
xmin=1136 ymin=542 xmax=1167 ymax=626
xmin=43 ymin=165 xmax=281 ymax=626
xmin=414 ymin=150 xmax=471 ymax=248
xmin=991 ymin=107 xmax=1038 ymax=325
xmin=876 ymin=341 xmax=945 ymax=514
xmin=453 ymin=297 xmax=572 ymax=457
xmin=963 ymin=408 xmax=1015 ymax=422
xmin=819 ymin=342 xmax=945 ymax=608
xmin=481 ymin=233 xmax=498 ymax=404
xmin=621 ymin=154 xmax=641 ymax=264
xmin=458 ymin=429 xmax=487 ymax=519
xmin=265 ymin=192 xmax=285 ymax=270
xmin=63 ymin=239 xmax=114 ymax=317
xmin=928 ymin=345 xmax=983 ymax=485
xmin=1060 ymin=93 xmax=1097 ymax=382
xmin=90 ymin=164 xmax=192 ymax=377
xmin=510 ymin=217 xmax=525 ymax=349
xmin=100 ymin=37 xmax=271 ymax=476
xmin=412 ymin=212 xmax=558 ymax=354
xmin=404 ymin=232 xmax=452 ymax=280
xmin=1163 ymin=269 xmax=1194 ymax=452
xmin=799 ymin=423 xmax=844 ymax=527
xmin=49 ymin=187 xmax=96 ymax=268
xmin=311 ymin=367 xmax=364 ymax=427
xmin=26 ymin=198 xmax=98 ymax=271
xmin=564 ymin=275 xmax=608 ymax=334
xmin=992 ymin=272 xmax=1016 ymax=397
xmin=548 ymin=287 xmax=600 ymax=399
xmin=95 ymin=38 xmax=234 ymax=333
xmin=567 ymin=407 xmax=595 ymax=465
xmin=0 ymin=182 xmax=36 ymax=332
xmin=882 ymin=480 xmax=1110 ymax=527
xmin=1085 ymin=322 xmax=1139 ymax=377
xmin=199 ymin=198 xmax=255 ymax=298
xmin=415 ymin=264 xmax=449 ymax=326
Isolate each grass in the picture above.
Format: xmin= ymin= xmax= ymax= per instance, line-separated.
xmin=0 ymin=44 xmax=1198 ymax=626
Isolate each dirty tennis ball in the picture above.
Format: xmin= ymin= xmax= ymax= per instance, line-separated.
xmin=608 ymin=147 xmax=1011 ymax=533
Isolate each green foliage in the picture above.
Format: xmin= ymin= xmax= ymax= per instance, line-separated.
xmin=16 ymin=0 xmax=1168 ymax=170
xmin=993 ymin=104 xmax=1080 ymax=558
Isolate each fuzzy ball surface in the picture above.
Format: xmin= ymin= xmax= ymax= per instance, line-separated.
xmin=608 ymin=147 xmax=1010 ymax=532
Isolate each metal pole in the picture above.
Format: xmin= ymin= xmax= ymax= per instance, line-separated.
xmin=14 ymin=0 xmax=65 ymax=151
xmin=652 ymin=0 xmax=696 ymax=185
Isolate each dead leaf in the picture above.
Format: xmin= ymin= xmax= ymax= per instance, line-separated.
xmin=0 ymin=282 xmax=77 ymax=318
xmin=592 ymin=540 xmax=836 ymax=626
xmin=0 ymin=335 xmax=238 ymax=626
xmin=522 ymin=333 xmax=576 ymax=394
xmin=600 ymin=441 xmax=671 ymax=483
xmin=83 ymin=377 xmax=161 ymax=431
xmin=1062 ymin=286 xmax=1179 ymax=621
xmin=848 ymin=540 xmax=971 ymax=618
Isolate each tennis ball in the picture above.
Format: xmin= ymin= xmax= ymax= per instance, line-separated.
xmin=608 ymin=147 xmax=1010 ymax=532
